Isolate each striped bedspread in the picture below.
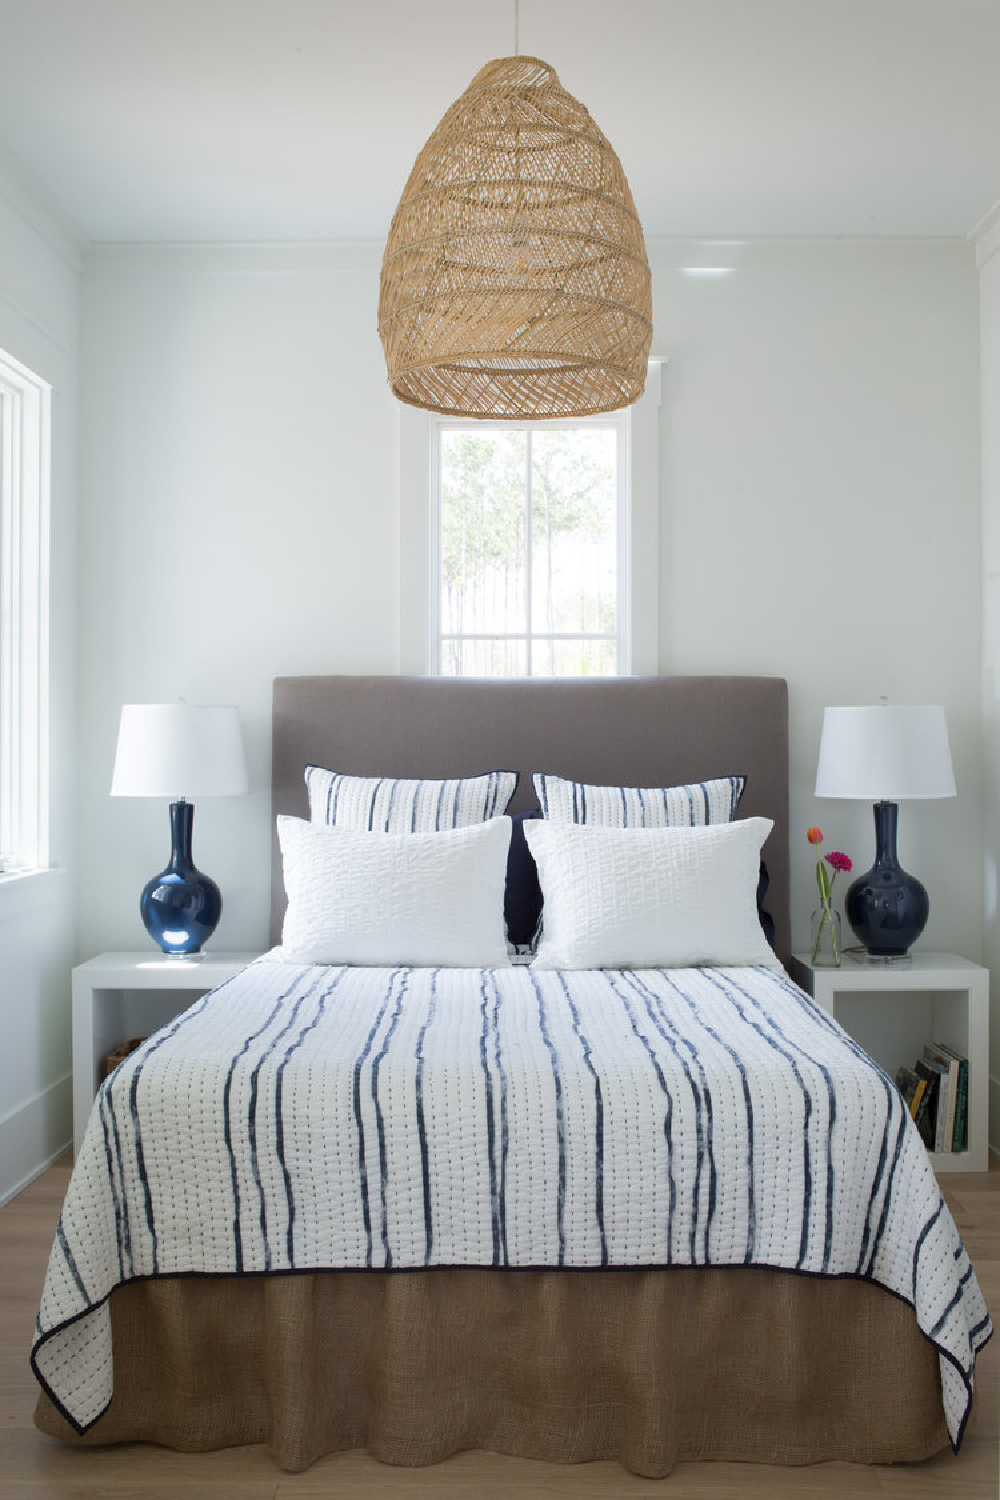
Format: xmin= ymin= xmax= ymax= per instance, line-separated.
xmin=32 ymin=958 xmax=991 ymax=1445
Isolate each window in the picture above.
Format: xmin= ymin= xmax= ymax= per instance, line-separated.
xmin=398 ymin=361 xmax=662 ymax=676
xmin=435 ymin=419 xmax=624 ymax=676
xmin=0 ymin=347 xmax=50 ymax=874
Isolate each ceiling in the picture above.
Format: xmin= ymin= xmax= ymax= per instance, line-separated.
xmin=0 ymin=0 xmax=998 ymax=246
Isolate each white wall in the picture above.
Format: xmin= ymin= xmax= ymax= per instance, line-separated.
xmin=650 ymin=240 xmax=982 ymax=965
xmin=0 ymin=158 xmax=80 ymax=1200
xmin=979 ymin=207 xmax=1000 ymax=1150
xmin=76 ymin=238 xmax=983 ymax=1024
xmin=78 ymin=245 xmax=398 ymax=951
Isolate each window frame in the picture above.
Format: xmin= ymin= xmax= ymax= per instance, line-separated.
xmin=398 ymin=360 xmax=662 ymax=677
xmin=0 ymin=347 xmax=51 ymax=875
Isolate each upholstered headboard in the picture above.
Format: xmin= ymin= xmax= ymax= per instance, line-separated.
xmin=270 ymin=674 xmax=790 ymax=963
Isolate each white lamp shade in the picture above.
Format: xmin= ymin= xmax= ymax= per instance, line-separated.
xmin=111 ymin=704 xmax=249 ymax=799
xmin=814 ymin=705 xmax=956 ymax=801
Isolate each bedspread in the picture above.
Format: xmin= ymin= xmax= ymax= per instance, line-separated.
xmin=32 ymin=958 xmax=991 ymax=1445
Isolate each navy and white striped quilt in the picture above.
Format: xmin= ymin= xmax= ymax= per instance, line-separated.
xmin=32 ymin=958 xmax=991 ymax=1446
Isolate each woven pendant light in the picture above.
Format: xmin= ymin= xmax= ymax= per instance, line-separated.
xmin=378 ymin=53 xmax=653 ymax=420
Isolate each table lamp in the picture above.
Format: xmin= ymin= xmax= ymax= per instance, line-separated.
xmin=814 ymin=703 xmax=955 ymax=959
xmin=111 ymin=703 xmax=249 ymax=955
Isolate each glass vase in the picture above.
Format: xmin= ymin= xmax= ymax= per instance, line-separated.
xmin=810 ymin=905 xmax=842 ymax=967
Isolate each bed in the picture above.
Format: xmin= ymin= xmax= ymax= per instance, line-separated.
xmin=32 ymin=673 xmax=991 ymax=1476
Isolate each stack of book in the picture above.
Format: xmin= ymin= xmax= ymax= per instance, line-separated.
xmin=895 ymin=1042 xmax=968 ymax=1156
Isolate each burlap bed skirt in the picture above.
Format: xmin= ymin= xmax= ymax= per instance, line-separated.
xmin=35 ymin=1266 xmax=949 ymax=1477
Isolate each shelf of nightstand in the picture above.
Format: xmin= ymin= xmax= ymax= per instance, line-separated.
xmin=788 ymin=950 xmax=989 ymax=1173
xmin=72 ymin=950 xmax=261 ymax=1158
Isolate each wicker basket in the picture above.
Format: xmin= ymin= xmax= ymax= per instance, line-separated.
xmin=379 ymin=55 xmax=652 ymax=420
xmin=103 ymin=1038 xmax=146 ymax=1078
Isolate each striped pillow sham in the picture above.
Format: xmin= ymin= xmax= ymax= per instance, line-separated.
xmin=306 ymin=764 xmax=518 ymax=833
xmin=532 ymin=771 xmax=746 ymax=828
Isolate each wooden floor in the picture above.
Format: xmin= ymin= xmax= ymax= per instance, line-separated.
xmin=3 ymin=1158 xmax=998 ymax=1499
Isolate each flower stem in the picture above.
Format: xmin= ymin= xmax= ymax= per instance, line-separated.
xmin=811 ymin=906 xmax=825 ymax=963
xmin=811 ymin=896 xmax=840 ymax=965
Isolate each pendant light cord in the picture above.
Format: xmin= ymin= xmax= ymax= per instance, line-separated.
xmin=514 ymin=0 xmax=520 ymax=54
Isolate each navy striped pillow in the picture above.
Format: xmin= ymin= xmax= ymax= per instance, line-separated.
xmin=532 ymin=771 xmax=746 ymax=828
xmin=306 ymin=765 xmax=518 ymax=833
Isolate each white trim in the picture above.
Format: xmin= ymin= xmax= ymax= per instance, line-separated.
xmin=628 ymin=360 xmax=663 ymax=675
xmin=0 ymin=142 xmax=86 ymax=273
xmin=428 ymin=421 xmax=444 ymax=671
xmin=0 ymin=289 xmax=73 ymax=358
xmin=0 ymin=346 xmax=51 ymax=873
xmin=0 ymin=1072 xmax=71 ymax=1206
xmin=525 ymin=430 xmax=535 ymax=663
xmin=0 ymin=1140 xmax=70 ymax=1208
xmin=614 ymin=414 xmax=629 ymax=674
xmin=84 ymin=240 xmax=383 ymax=277
xmin=398 ymin=359 xmax=664 ymax=676
xmin=398 ymin=402 xmax=433 ymax=674
xmin=971 ymin=200 xmax=1000 ymax=269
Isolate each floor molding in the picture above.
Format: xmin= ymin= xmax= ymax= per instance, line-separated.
xmin=0 ymin=1072 xmax=71 ymax=1206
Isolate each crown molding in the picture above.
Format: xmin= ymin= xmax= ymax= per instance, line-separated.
xmin=0 ymin=144 xmax=87 ymax=272
xmin=971 ymin=200 xmax=1000 ymax=269
xmin=82 ymin=233 xmax=977 ymax=280
xmin=83 ymin=239 xmax=384 ymax=276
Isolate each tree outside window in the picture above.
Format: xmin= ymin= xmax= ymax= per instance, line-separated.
xmin=438 ymin=423 xmax=620 ymax=677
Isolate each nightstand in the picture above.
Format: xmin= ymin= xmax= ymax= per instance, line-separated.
xmin=72 ymin=950 xmax=261 ymax=1157
xmin=788 ymin=950 xmax=989 ymax=1173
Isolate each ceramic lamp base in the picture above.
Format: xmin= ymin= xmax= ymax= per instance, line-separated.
xmin=140 ymin=799 xmax=222 ymax=956
xmin=844 ymin=800 xmax=928 ymax=959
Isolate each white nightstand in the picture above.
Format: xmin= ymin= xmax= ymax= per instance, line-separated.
xmin=72 ymin=950 xmax=261 ymax=1157
xmin=788 ymin=950 xmax=989 ymax=1173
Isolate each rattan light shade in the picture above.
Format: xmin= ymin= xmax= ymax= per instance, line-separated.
xmin=378 ymin=55 xmax=653 ymax=420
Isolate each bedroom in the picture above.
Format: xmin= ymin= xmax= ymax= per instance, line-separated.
xmin=0 ymin=0 xmax=998 ymax=1493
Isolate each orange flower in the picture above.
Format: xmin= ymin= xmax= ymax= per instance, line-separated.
xmin=806 ymin=826 xmax=823 ymax=845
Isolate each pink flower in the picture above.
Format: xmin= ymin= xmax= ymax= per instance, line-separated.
xmin=806 ymin=826 xmax=823 ymax=845
xmin=825 ymin=851 xmax=852 ymax=874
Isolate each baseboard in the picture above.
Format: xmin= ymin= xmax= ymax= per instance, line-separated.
xmin=0 ymin=1073 xmax=71 ymax=1206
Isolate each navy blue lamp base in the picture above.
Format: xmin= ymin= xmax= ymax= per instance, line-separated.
xmin=140 ymin=799 xmax=222 ymax=956
xmin=844 ymin=801 xmax=929 ymax=958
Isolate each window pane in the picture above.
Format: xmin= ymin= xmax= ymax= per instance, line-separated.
xmin=531 ymin=638 xmax=618 ymax=677
xmin=439 ymin=637 xmax=528 ymax=677
xmin=530 ymin=428 xmax=616 ymax=640
xmin=434 ymin=420 xmax=623 ymax=679
xmin=439 ymin=430 xmax=526 ymax=639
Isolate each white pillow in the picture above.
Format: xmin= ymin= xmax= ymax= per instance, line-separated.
xmin=277 ymin=814 xmax=512 ymax=967
xmin=306 ymin=765 xmax=517 ymax=832
xmin=523 ymin=816 xmax=778 ymax=970
xmin=532 ymin=771 xmax=746 ymax=827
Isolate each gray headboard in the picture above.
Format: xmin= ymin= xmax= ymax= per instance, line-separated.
xmin=270 ymin=674 xmax=790 ymax=963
